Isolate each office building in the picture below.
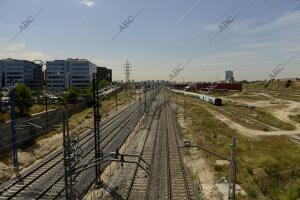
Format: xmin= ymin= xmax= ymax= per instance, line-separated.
xmin=97 ymin=67 xmax=112 ymax=83
xmin=225 ymin=70 xmax=234 ymax=83
xmin=0 ymin=59 xmax=43 ymax=90
xmin=46 ymin=58 xmax=99 ymax=91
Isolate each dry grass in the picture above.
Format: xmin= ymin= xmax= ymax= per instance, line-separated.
xmin=0 ymin=112 xmax=10 ymax=122
xmin=28 ymin=104 xmax=62 ymax=115
xmin=173 ymin=94 xmax=300 ymax=200
xmin=222 ymin=102 xmax=296 ymax=131
xmin=227 ymin=94 xmax=272 ymax=101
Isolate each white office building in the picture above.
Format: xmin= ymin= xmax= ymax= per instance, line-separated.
xmin=46 ymin=58 xmax=98 ymax=91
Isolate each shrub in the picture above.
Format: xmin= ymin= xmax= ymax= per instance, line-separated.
xmin=14 ymin=83 xmax=33 ymax=115
xmin=285 ymin=80 xmax=292 ymax=88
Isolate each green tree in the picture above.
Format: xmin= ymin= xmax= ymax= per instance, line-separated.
xmin=63 ymin=86 xmax=80 ymax=104
xmin=0 ymin=92 xmax=3 ymax=113
xmin=99 ymin=79 xmax=110 ymax=88
xmin=84 ymin=85 xmax=94 ymax=106
xmin=14 ymin=83 xmax=33 ymax=114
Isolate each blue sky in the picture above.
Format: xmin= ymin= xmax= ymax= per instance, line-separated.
xmin=0 ymin=0 xmax=300 ymax=81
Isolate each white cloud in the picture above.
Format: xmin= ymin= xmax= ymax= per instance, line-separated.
xmin=4 ymin=43 xmax=26 ymax=51
xmin=81 ymin=0 xmax=95 ymax=8
xmin=239 ymin=10 xmax=300 ymax=35
xmin=0 ymin=43 xmax=51 ymax=61
xmin=91 ymin=57 xmax=120 ymax=67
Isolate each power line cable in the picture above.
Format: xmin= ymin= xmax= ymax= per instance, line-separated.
xmin=140 ymin=0 xmax=255 ymax=65
xmin=237 ymin=159 xmax=266 ymax=200
xmin=139 ymin=0 xmax=295 ymax=69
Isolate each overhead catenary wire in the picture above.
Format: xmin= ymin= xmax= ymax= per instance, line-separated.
xmin=138 ymin=0 xmax=297 ymax=70
xmin=237 ymin=159 xmax=266 ymax=200
xmin=163 ymin=17 xmax=300 ymax=69
xmin=138 ymin=0 xmax=274 ymax=67
xmin=0 ymin=89 xmax=126 ymax=152
xmin=140 ymin=0 xmax=255 ymax=65
xmin=163 ymin=0 xmax=288 ymax=64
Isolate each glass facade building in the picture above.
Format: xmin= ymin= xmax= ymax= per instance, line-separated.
xmin=0 ymin=59 xmax=43 ymax=90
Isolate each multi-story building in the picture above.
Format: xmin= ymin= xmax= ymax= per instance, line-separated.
xmin=97 ymin=67 xmax=112 ymax=83
xmin=0 ymin=61 xmax=4 ymax=89
xmin=46 ymin=60 xmax=67 ymax=91
xmin=225 ymin=70 xmax=234 ymax=83
xmin=0 ymin=59 xmax=43 ymax=90
xmin=46 ymin=58 xmax=98 ymax=91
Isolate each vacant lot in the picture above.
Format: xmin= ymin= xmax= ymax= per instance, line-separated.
xmin=173 ymin=93 xmax=300 ymax=200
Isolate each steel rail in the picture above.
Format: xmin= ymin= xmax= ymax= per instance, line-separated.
xmin=0 ymin=100 xmax=140 ymax=198
xmin=9 ymin=103 xmax=142 ymax=200
xmin=126 ymin=92 xmax=164 ymax=200
xmin=166 ymin=102 xmax=193 ymax=200
xmin=37 ymin=102 xmax=145 ymax=199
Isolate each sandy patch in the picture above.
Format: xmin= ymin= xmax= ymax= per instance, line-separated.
xmin=207 ymin=108 xmax=300 ymax=137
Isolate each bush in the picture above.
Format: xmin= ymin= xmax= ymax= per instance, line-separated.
xmin=63 ymin=86 xmax=80 ymax=104
xmin=99 ymin=80 xmax=110 ymax=88
xmin=84 ymin=85 xmax=94 ymax=106
xmin=283 ymin=180 xmax=300 ymax=200
xmin=257 ymin=156 xmax=281 ymax=175
xmin=285 ymin=80 xmax=292 ymax=88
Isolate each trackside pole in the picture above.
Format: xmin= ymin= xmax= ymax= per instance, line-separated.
xmin=228 ymin=137 xmax=237 ymax=200
xmin=93 ymin=73 xmax=102 ymax=187
xmin=63 ymin=112 xmax=74 ymax=200
xmin=10 ymin=81 xmax=20 ymax=178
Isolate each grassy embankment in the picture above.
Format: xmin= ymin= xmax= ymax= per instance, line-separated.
xmin=223 ymin=93 xmax=272 ymax=102
xmin=289 ymin=108 xmax=300 ymax=123
xmin=199 ymin=94 xmax=295 ymax=132
xmin=0 ymin=103 xmax=62 ymax=122
xmin=173 ymin=94 xmax=300 ymax=200
xmin=244 ymin=80 xmax=300 ymax=102
xmin=221 ymin=101 xmax=295 ymax=131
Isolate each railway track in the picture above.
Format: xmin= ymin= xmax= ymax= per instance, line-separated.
xmin=125 ymin=90 xmax=165 ymax=200
xmin=0 ymin=93 xmax=152 ymax=199
xmin=53 ymin=101 xmax=144 ymax=199
xmin=146 ymin=100 xmax=194 ymax=200
xmin=125 ymin=90 xmax=197 ymax=200
xmin=165 ymin=103 xmax=197 ymax=200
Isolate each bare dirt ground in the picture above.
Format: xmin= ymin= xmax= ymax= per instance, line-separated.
xmin=184 ymin=151 xmax=222 ymax=200
xmin=219 ymin=92 xmax=300 ymax=137
xmin=207 ymin=108 xmax=300 ymax=137
xmin=174 ymin=91 xmax=300 ymax=199
xmin=176 ymin=106 xmax=221 ymax=199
